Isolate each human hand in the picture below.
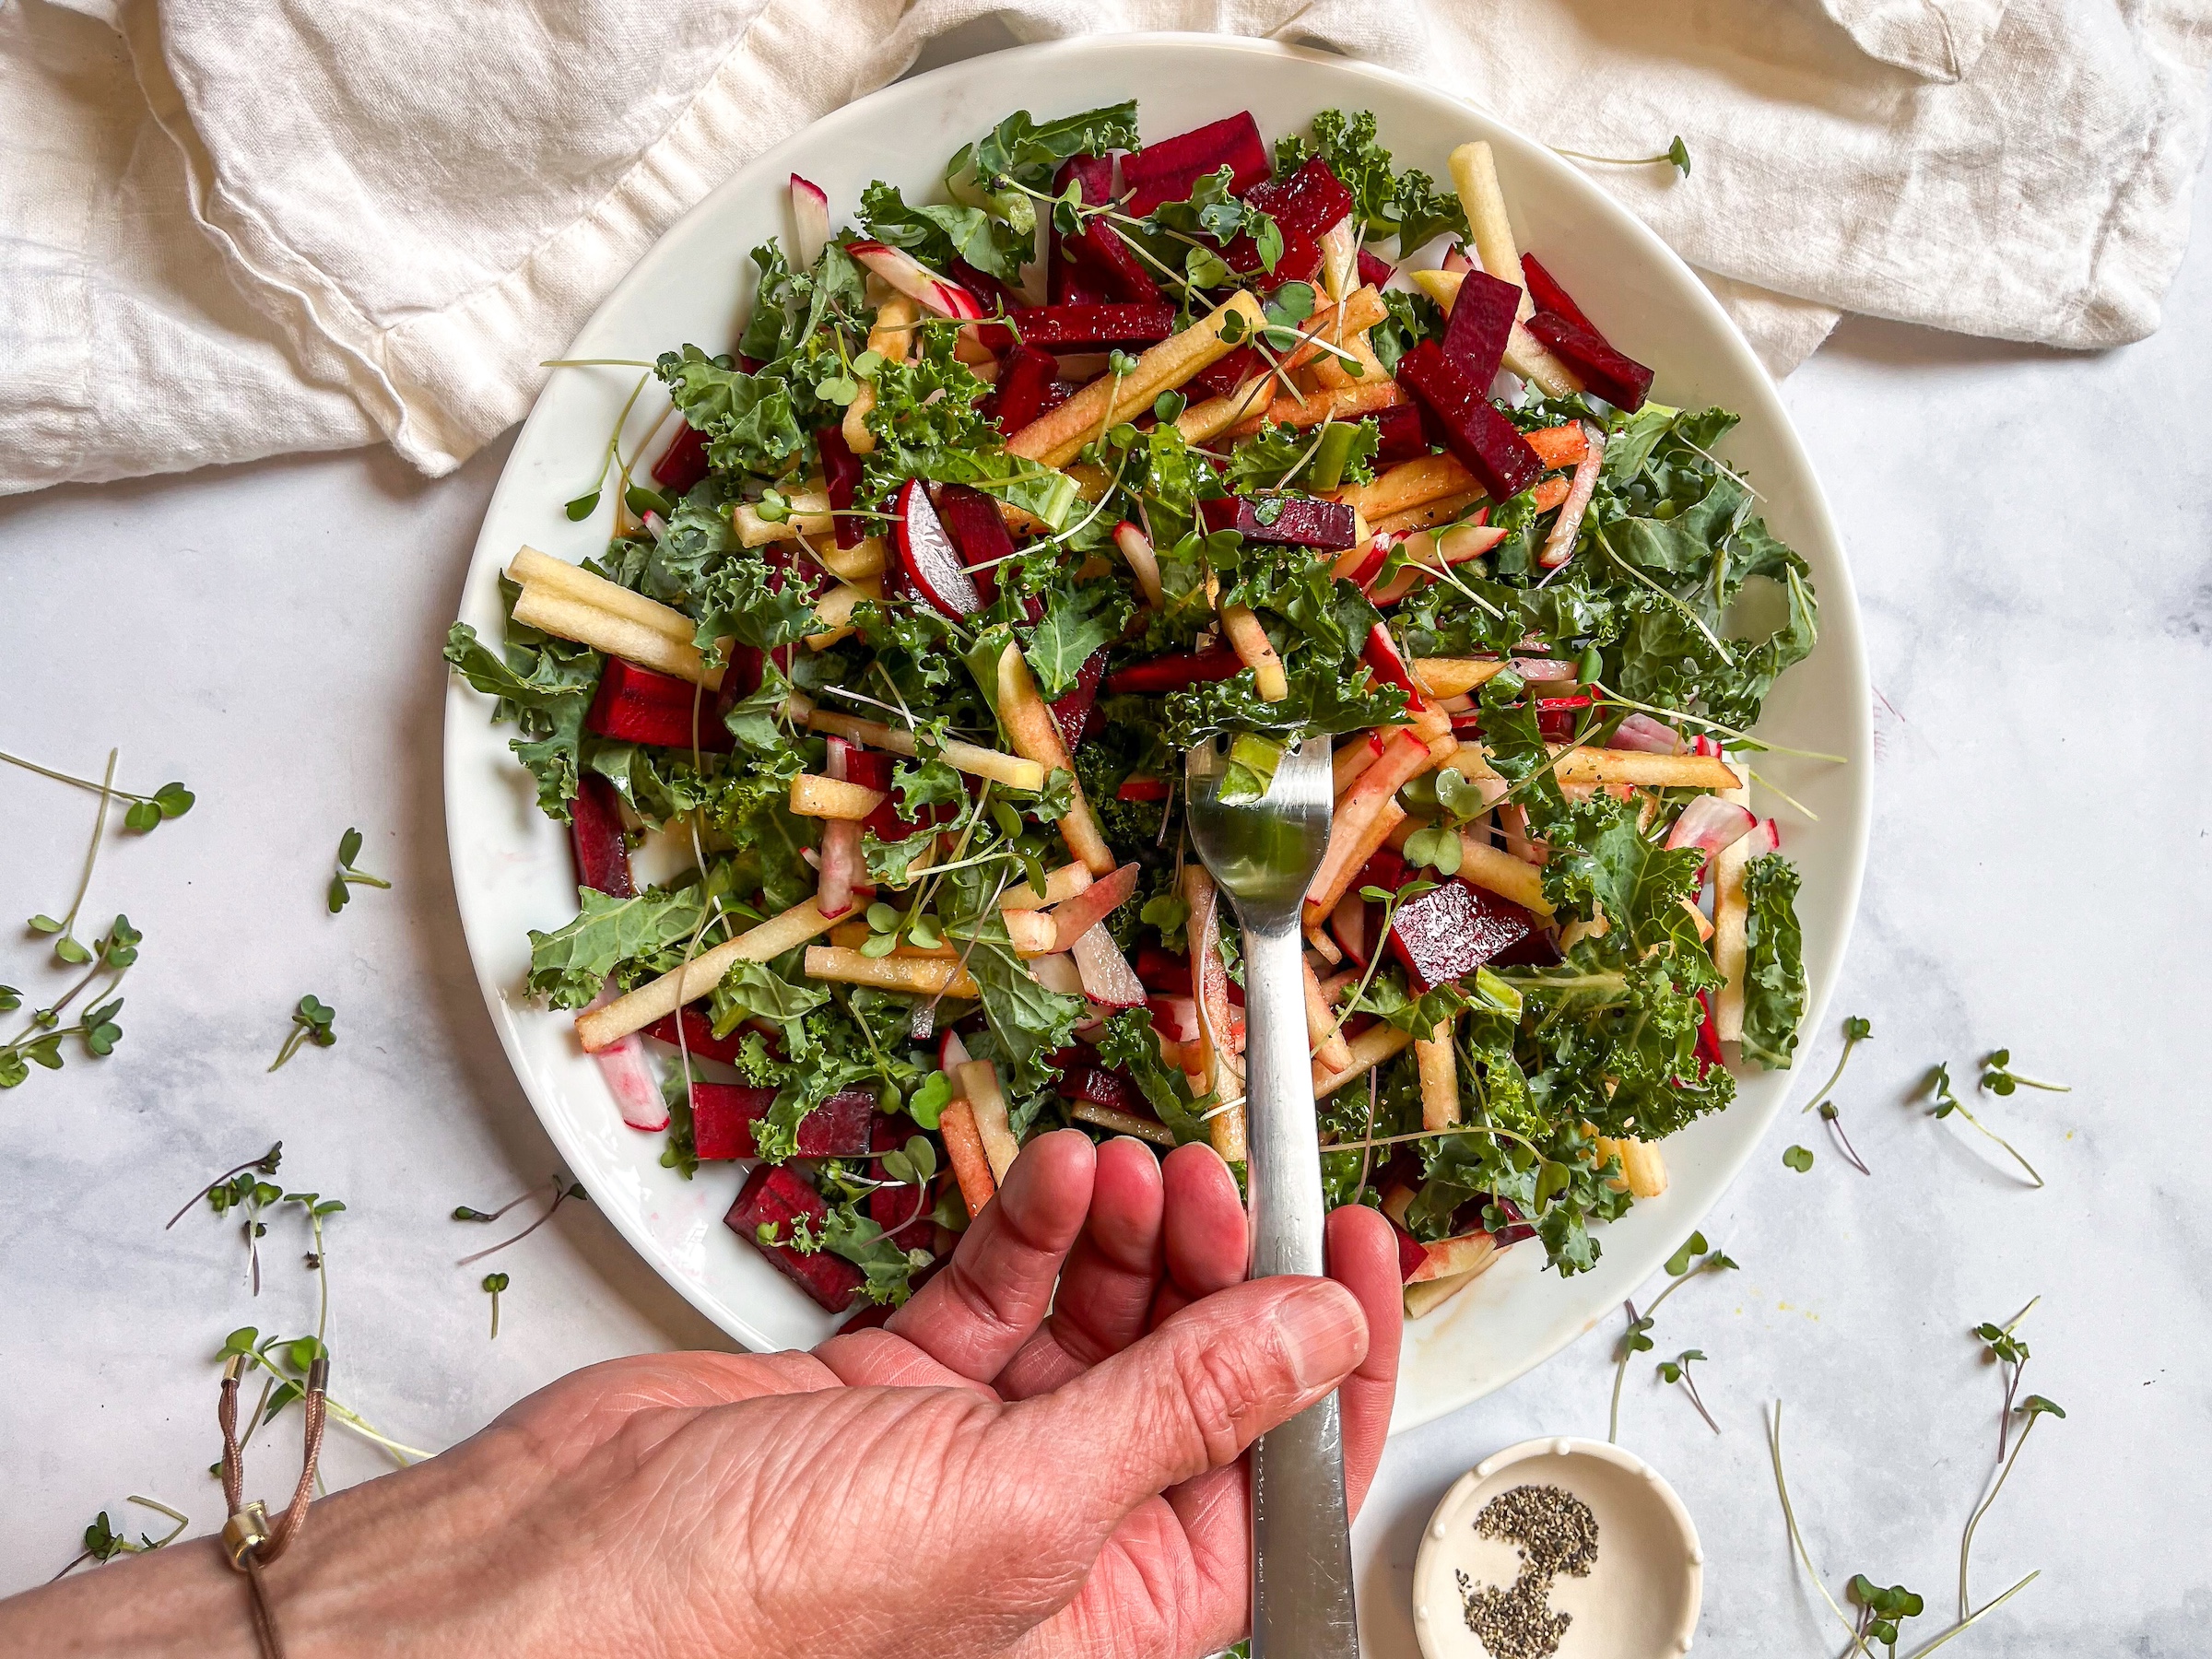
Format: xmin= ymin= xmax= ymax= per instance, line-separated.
xmin=1 ymin=1131 xmax=1400 ymax=1659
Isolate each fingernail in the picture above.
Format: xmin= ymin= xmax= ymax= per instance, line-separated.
xmin=1278 ymin=1280 xmax=1366 ymax=1390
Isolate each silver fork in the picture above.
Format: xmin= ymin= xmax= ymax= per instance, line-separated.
xmin=1184 ymin=735 xmax=1356 ymax=1659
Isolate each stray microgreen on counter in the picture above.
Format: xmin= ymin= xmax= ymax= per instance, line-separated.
xmin=1657 ymin=1348 xmax=1719 ymax=1433
xmin=270 ymin=994 xmax=336 ymax=1071
xmin=0 ymin=914 xmax=139 ymax=1089
xmin=327 ymin=827 xmax=392 ymax=912
xmin=1926 ymin=1061 xmax=2041 ymax=1188
xmin=50 ymin=1498 xmax=189 ymax=1581
xmin=1979 ymin=1048 xmax=2068 ymax=1097
xmin=1609 ymin=1231 xmax=1737 ymax=1442
xmin=482 ymin=1272 xmax=511 ymax=1338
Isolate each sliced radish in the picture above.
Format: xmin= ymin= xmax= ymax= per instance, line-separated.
xmin=1751 ymin=818 xmax=1783 ymax=854
xmin=938 ymin=1029 xmax=971 ymax=1072
xmin=581 ymin=988 xmax=669 ymax=1131
xmin=789 ymin=174 xmax=831 ymax=270
xmin=1441 ymin=242 xmax=1475 ymax=275
xmin=893 ymin=477 xmax=983 ymax=618
xmin=1048 ymin=862 xmax=1140 ymax=953
xmin=1609 ymin=712 xmax=1685 ymax=754
xmin=847 ymin=241 xmax=984 ymax=320
xmin=1512 ymin=657 xmax=1579 ymax=685
xmin=1112 ymin=521 xmax=1166 ymax=609
xmin=1147 ymin=994 xmax=1200 ymax=1043
xmin=1071 ymin=923 xmax=1146 ymax=1010
xmin=1031 ymin=952 xmax=1085 ymax=998
xmin=1665 ymin=794 xmax=1756 ymax=860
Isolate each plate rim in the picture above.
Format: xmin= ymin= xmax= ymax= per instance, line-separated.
xmin=441 ymin=29 xmax=1872 ymax=1430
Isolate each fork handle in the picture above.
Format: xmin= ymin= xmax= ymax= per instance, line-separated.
xmin=1240 ymin=917 xmax=1359 ymax=1658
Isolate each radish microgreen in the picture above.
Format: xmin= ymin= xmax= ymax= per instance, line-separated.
xmin=1550 ymin=136 xmax=1693 ymax=180
xmin=1801 ymin=1015 xmax=1873 ymax=1172
xmin=482 ymin=1272 xmax=510 ymax=1338
xmin=50 ymin=1497 xmax=189 ymax=1580
xmin=0 ymin=915 xmax=138 ymax=1088
xmin=166 ymin=1141 xmax=283 ymax=1230
xmin=1656 ymin=1348 xmax=1719 ymax=1433
xmin=1978 ymin=1049 xmax=2068 ymax=1097
xmin=268 ymin=994 xmax=336 ymax=1071
xmin=1608 ymin=1231 xmax=1737 ymax=1442
xmin=1925 ymin=1061 xmax=2041 ymax=1187
xmin=455 ymin=1174 xmax=589 ymax=1265
xmin=327 ymin=827 xmax=391 ymax=912
xmin=1783 ymin=1144 xmax=1814 ymax=1171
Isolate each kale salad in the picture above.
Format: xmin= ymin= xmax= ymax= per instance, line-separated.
xmin=446 ymin=100 xmax=1817 ymax=1320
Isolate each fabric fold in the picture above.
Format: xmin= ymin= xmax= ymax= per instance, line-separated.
xmin=1 ymin=0 xmax=2206 ymax=496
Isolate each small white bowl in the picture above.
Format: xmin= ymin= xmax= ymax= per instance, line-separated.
xmin=1412 ymin=1437 xmax=1702 ymax=1658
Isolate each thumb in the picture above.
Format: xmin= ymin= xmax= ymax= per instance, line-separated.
xmin=990 ymin=1276 xmax=1368 ymax=1526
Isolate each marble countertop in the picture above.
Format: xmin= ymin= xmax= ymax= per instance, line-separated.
xmin=4 ymin=72 xmax=2206 ymax=1659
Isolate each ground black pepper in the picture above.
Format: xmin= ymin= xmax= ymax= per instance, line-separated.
xmin=1455 ymin=1482 xmax=1599 ymax=1659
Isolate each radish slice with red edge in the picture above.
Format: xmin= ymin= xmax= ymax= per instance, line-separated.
xmin=892 ymin=477 xmax=982 ymax=618
xmin=938 ymin=1029 xmax=971 ymax=1073
xmin=1362 ymin=623 xmax=1429 ymax=712
xmin=1049 ymin=862 xmax=1140 ymax=954
xmin=1665 ymin=794 xmax=1756 ymax=860
xmin=582 ymin=987 xmax=670 ymax=1131
xmin=1511 ymin=657 xmax=1579 ymax=686
xmin=1031 ymin=953 xmax=1086 ymax=998
xmin=789 ymin=174 xmax=830 ymax=271
xmin=1071 ymin=923 xmax=1147 ymax=1010
xmin=1609 ymin=712 xmax=1685 ymax=754
xmin=846 ymin=241 xmax=984 ymax=320
xmin=1441 ymin=242 xmax=1474 ymax=275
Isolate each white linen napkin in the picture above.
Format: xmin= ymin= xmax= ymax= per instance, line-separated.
xmin=3 ymin=0 xmax=2206 ymax=496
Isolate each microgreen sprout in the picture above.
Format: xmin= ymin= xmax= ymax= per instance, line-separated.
xmin=1609 ymin=1231 xmax=1737 ymax=1442
xmin=1926 ymin=1061 xmax=2041 ymax=1188
xmin=0 ymin=749 xmax=193 ymax=829
xmin=1973 ymin=1295 xmax=2041 ymax=1462
xmin=455 ymin=1174 xmax=588 ymax=1265
xmin=1551 ymin=135 xmax=1693 ymax=178
xmin=1657 ymin=1349 xmax=1719 ymax=1433
xmin=269 ymin=994 xmax=337 ymax=1071
xmin=1978 ymin=1049 xmax=2069 ymax=1097
xmin=1847 ymin=1575 xmax=1925 ymax=1656
xmin=482 ymin=1272 xmax=511 ymax=1338
xmin=51 ymin=1497 xmax=189 ymax=1580
xmin=1783 ymin=1145 xmax=1815 ymax=1172
xmin=0 ymin=915 xmax=138 ymax=1088
xmin=166 ymin=1142 xmax=283 ymax=1230
xmin=327 ymin=827 xmax=392 ymax=912
xmin=562 ymin=371 xmax=653 ymax=520
xmin=219 ymin=1324 xmax=429 ymax=1465
xmin=28 ymin=747 xmax=119 ymax=964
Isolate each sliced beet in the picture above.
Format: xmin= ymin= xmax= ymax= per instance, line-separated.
xmin=1371 ymin=401 xmax=1430 ymax=465
xmin=1353 ymin=847 xmax=1407 ymax=897
xmin=570 ymin=771 xmax=634 ymax=897
xmin=724 ymin=1164 xmax=865 ymax=1312
xmin=1102 ymin=643 xmax=1246 ymax=694
xmin=1395 ymin=341 xmax=1544 ymax=502
xmin=867 ymin=1112 xmax=925 ymax=1230
xmin=696 ymin=1085 xmax=876 ymax=1161
xmin=935 ymin=482 xmax=1017 ymax=602
xmin=644 ymin=1006 xmax=747 ymax=1065
xmin=1048 ymin=649 xmax=1107 ymax=747
xmin=947 ymin=255 xmax=1020 ymax=315
xmin=586 ymin=657 xmax=733 ymax=752
xmin=1186 ymin=345 xmax=1262 ymax=402
xmin=1054 ymin=1060 xmax=1150 ymax=1119
xmin=1049 ymin=154 xmax=1117 ymax=303
xmin=651 ymin=425 xmax=711 ymax=494
xmin=692 ymin=1083 xmax=780 ymax=1161
xmin=975 ymin=303 xmax=1178 ymax=354
xmin=1486 ymin=926 xmax=1562 ymax=970
xmin=844 ymin=747 xmax=961 ymax=843
xmin=817 ymin=424 xmax=865 ymax=550
xmin=980 ymin=344 xmax=1062 ymax=434
xmin=1245 ymin=158 xmax=1357 ymax=241
xmin=1519 ymin=253 xmax=1594 ymax=333
xmin=1225 ymin=222 xmax=1322 ymax=287
xmin=1357 ymin=248 xmax=1397 ymax=289
xmin=1122 ymin=112 xmax=1268 ymax=218
xmin=1525 ymin=312 xmax=1653 ymax=413
xmin=1073 ymin=222 xmax=1161 ymax=303
xmin=1440 ymin=266 xmax=1522 ymax=389
xmin=1199 ymin=493 xmax=1359 ymax=552
xmin=1385 ymin=879 xmax=1539 ymax=990
xmin=1115 ymin=776 xmax=1171 ymax=802
xmin=892 ymin=477 xmax=983 ymax=619
xmin=1130 ymin=948 xmax=1243 ymax=1006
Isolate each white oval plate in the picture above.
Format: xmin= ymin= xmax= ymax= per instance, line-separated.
xmin=443 ymin=34 xmax=1868 ymax=1433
